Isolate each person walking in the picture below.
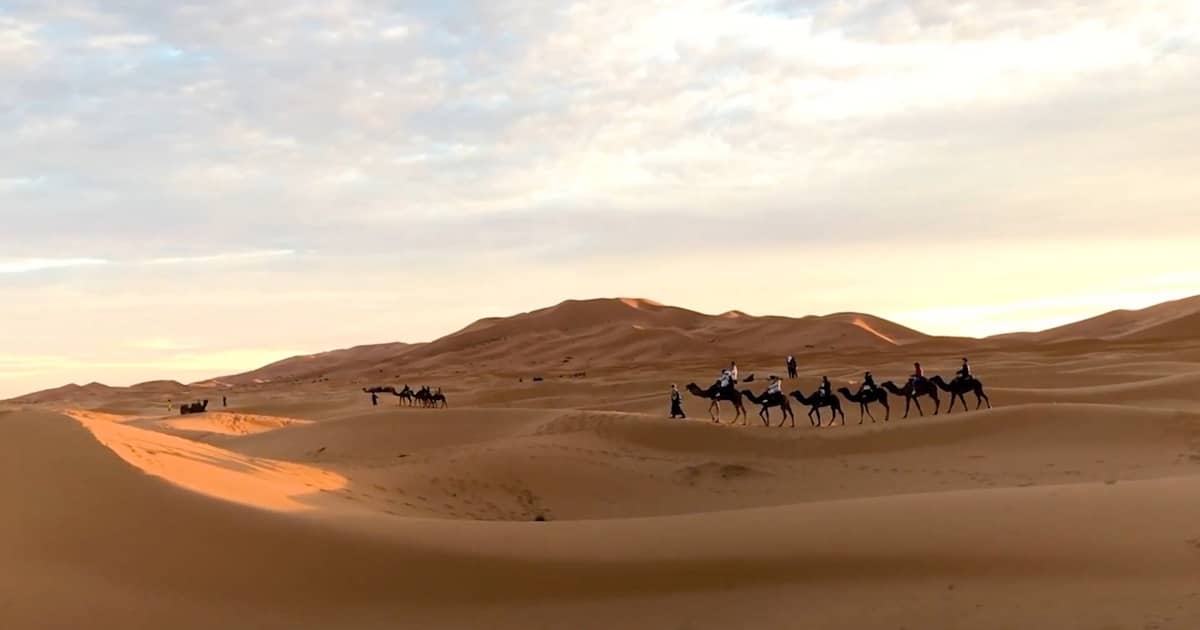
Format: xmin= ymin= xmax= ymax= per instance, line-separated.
xmin=371 ymin=392 xmax=379 ymax=406
xmin=670 ymin=384 xmax=686 ymax=419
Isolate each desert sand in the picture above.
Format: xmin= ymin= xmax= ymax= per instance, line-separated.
xmin=3 ymin=297 xmax=1200 ymax=629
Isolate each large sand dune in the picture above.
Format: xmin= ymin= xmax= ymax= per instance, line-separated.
xmin=5 ymin=297 xmax=1200 ymax=628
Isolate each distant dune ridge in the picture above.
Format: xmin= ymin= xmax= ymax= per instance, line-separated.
xmin=993 ymin=294 xmax=1200 ymax=343
xmin=8 ymin=295 xmax=1199 ymax=402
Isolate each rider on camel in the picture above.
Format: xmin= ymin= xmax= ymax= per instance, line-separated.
xmin=909 ymin=362 xmax=925 ymax=391
xmin=715 ymin=369 xmax=733 ymax=395
xmin=766 ymin=375 xmax=783 ymax=400
xmin=729 ymin=361 xmax=739 ymax=385
xmin=858 ymin=371 xmax=877 ymax=395
xmin=956 ymin=358 xmax=972 ymax=383
xmin=819 ymin=376 xmax=833 ymax=400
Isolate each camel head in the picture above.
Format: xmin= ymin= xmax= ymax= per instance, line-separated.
xmin=685 ymin=383 xmax=705 ymax=396
xmin=837 ymin=387 xmax=853 ymax=397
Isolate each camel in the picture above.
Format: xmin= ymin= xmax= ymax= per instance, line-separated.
xmin=363 ymin=386 xmax=397 ymax=395
xmin=430 ymin=391 xmax=448 ymax=408
xmin=880 ymin=380 xmax=941 ymax=418
xmin=930 ymin=375 xmax=992 ymax=413
xmin=740 ymin=389 xmax=791 ymax=427
xmin=685 ymin=382 xmax=747 ymax=425
xmin=838 ymin=387 xmax=890 ymax=424
xmin=391 ymin=385 xmax=415 ymax=406
xmin=789 ymin=390 xmax=844 ymax=427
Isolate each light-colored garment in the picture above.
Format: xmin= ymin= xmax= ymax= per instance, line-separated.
xmin=730 ymin=366 xmax=739 ymax=381
xmin=766 ymin=380 xmax=782 ymax=395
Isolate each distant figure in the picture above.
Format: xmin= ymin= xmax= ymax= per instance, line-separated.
xmin=858 ymin=371 xmax=877 ymax=395
xmin=670 ymin=384 xmax=686 ymax=419
xmin=222 ymin=395 xmax=227 ymax=408
xmin=786 ymin=356 xmax=797 ymax=379
xmin=956 ymin=357 xmax=972 ymax=383
xmin=166 ymin=399 xmax=172 ymax=412
xmin=819 ymin=376 xmax=833 ymax=400
xmin=371 ymin=392 xmax=378 ymax=406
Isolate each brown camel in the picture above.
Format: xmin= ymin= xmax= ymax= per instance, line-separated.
xmin=685 ymin=382 xmax=747 ymax=425
xmin=930 ymin=375 xmax=991 ymax=413
xmin=838 ymin=387 xmax=890 ymax=423
xmin=789 ymin=390 xmax=844 ymax=427
xmin=879 ymin=380 xmax=941 ymax=418
xmin=740 ymin=389 xmax=792 ymax=428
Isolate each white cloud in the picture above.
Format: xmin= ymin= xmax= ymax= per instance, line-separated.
xmin=144 ymin=249 xmax=296 ymax=266
xmin=86 ymin=33 xmax=155 ymax=49
xmin=0 ymin=176 xmax=46 ymax=191
xmin=0 ymin=258 xmax=109 ymax=274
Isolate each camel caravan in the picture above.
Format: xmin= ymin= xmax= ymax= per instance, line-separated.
xmin=178 ymin=399 xmax=209 ymax=415
xmin=363 ymin=385 xmax=448 ymax=408
xmin=685 ymin=358 xmax=991 ymax=428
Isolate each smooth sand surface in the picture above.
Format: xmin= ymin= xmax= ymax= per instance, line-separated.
xmin=4 ymin=333 xmax=1200 ymax=628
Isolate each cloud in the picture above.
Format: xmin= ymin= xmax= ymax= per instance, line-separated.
xmin=0 ymin=258 xmax=109 ymax=274
xmin=0 ymin=176 xmax=46 ymax=191
xmin=85 ymin=33 xmax=155 ymax=49
xmin=144 ymin=249 xmax=297 ymax=266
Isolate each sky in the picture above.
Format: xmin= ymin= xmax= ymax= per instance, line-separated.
xmin=2 ymin=0 xmax=1199 ymax=397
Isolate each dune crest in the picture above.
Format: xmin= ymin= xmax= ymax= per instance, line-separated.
xmin=65 ymin=409 xmax=346 ymax=512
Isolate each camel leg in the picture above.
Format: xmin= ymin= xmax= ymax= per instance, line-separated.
xmin=865 ymin=404 xmax=876 ymax=424
xmin=932 ymin=394 xmax=941 ymax=415
xmin=882 ymin=401 xmax=890 ymax=422
xmin=709 ymin=400 xmax=719 ymax=423
xmin=978 ymin=390 xmax=991 ymax=409
xmin=911 ymin=397 xmax=924 ymax=417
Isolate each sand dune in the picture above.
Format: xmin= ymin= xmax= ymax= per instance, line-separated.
xmin=996 ymin=294 xmax=1200 ymax=343
xmin=6 ymin=296 xmax=1200 ymax=628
